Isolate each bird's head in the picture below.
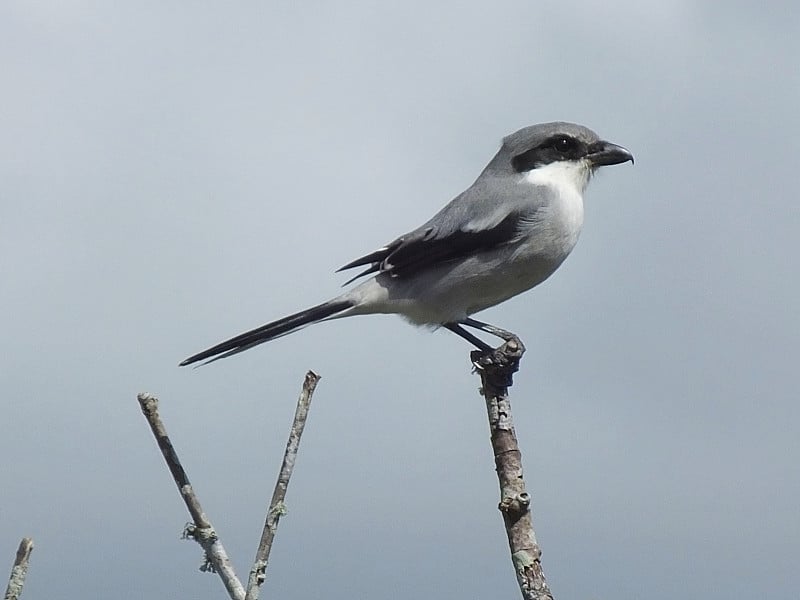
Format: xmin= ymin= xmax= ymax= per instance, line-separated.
xmin=486 ymin=122 xmax=633 ymax=194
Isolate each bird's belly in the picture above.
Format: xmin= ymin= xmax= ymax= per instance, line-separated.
xmin=443 ymin=252 xmax=564 ymax=317
xmin=353 ymin=248 xmax=569 ymax=325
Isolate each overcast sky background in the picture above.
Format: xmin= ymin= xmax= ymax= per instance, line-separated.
xmin=2 ymin=2 xmax=798 ymax=598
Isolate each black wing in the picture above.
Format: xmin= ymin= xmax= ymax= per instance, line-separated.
xmin=337 ymin=207 xmax=530 ymax=284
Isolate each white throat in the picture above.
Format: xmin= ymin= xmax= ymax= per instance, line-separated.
xmin=522 ymin=159 xmax=592 ymax=194
xmin=522 ymin=159 xmax=589 ymax=244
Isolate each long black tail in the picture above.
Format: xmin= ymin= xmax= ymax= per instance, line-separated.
xmin=180 ymin=299 xmax=354 ymax=366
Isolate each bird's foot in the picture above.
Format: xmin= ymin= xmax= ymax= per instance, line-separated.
xmin=471 ymin=336 xmax=526 ymax=389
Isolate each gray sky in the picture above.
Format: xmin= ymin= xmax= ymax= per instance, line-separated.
xmin=2 ymin=1 xmax=798 ymax=598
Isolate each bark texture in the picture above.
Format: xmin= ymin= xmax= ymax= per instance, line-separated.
xmin=138 ymin=393 xmax=245 ymax=600
xmin=3 ymin=538 xmax=33 ymax=600
xmin=245 ymin=371 xmax=320 ymax=600
xmin=472 ymin=339 xmax=554 ymax=600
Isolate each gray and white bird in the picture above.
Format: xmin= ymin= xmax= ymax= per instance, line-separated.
xmin=180 ymin=122 xmax=632 ymax=366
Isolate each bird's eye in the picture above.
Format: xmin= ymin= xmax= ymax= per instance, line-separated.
xmin=552 ymin=136 xmax=575 ymax=153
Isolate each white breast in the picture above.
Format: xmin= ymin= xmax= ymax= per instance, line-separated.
xmin=523 ymin=159 xmax=589 ymax=249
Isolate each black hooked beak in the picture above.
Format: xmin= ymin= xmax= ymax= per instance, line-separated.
xmin=587 ymin=140 xmax=634 ymax=167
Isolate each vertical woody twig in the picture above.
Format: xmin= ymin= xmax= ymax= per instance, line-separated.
xmin=245 ymin=371 xmax=320 ymax=600
xmin=472 ymin=338 xmax=554 ymax=600
xmin=4 ymin=537 xmax=33 ymax=600
xmin=138 ymin=393 xmax=245 ymax=600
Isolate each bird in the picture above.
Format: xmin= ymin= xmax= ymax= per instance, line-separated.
xmin=180 ymin=122 xmax=632 ymax=366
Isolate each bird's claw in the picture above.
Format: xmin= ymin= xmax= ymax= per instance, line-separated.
xmin=471 ymin=337 xmax=525 ymax=389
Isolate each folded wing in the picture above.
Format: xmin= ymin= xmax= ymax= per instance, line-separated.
xmin=338 ymin=188 xmax=540 ymax=283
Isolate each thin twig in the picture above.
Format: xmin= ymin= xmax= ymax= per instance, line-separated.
xmin=138 ymin=393 xmax=245 ymax=600
xmin=245 ymin=371 xmax=321 ymax=600
xmin=4 ymin=538 xmax=33 ymax=600
xmin=472 ymin=339 xmax=554 ymax=600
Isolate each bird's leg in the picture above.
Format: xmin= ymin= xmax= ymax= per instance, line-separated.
xmin=443 ymin=323 xmax=494 ymax=352
xmin=460 ymin=318 xmax=518 ymax=342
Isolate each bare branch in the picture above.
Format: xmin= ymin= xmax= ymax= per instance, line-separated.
xmin=4 ymin=537 xmax=33 ymax=600
xmin=472 ymin=339 xmax=554 ymax=600
xmin=137 ymin=393 xmax=245 ymax=600
xmin=245 ymin=371 xmax=321 ymax=600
